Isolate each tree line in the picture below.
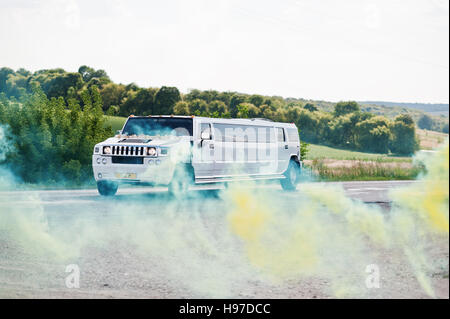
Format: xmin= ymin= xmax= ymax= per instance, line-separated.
xmin=1 ymin=66 xmax=419 ymax=157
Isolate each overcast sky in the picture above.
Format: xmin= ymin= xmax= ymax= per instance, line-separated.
xmin=0 ymin=0 xmax=448 ymax=103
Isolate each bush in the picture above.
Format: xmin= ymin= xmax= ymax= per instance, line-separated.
xmin=0 ymin=87 xmax=112 ymax=185
xmin=389 ymin=115 xmax=419 ymax=155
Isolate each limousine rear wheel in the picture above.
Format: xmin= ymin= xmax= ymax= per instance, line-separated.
xmin=280 ymin=159 xmax=300 ymax=191
xmin=97 ymin=180 xmax=118 ymax=196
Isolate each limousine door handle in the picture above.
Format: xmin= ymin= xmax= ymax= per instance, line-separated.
xmin=284 ymin=145 xmax=288 ymax=149
xmin=209 ymin=144 xmax=215 ymax=149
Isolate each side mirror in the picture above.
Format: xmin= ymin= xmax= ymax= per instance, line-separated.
xmin=201 ymin=130 xmax=211 ymax=140
xmin=116 ymin=130 xmax=122 ymax=135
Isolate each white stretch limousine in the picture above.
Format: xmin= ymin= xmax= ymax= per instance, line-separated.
xmin=92 ymin=115 xmax=302 ymax=196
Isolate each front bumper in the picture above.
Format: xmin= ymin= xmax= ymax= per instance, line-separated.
xmin=92 ymin=155 xmax=176 ymax=185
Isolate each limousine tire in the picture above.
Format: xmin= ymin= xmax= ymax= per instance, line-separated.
xmin=280 ymin=159 xmax=300 ymax=191
xmin=168 ymin=164 xmax=194 ymax=196
xmin=97 ymin=180 xmax=119 ymax=196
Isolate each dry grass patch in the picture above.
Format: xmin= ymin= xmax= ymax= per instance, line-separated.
xmin=304 ymin=159 xmax=423 ymax=181
xmin=417 ymin=129 xmax=448 ymax=150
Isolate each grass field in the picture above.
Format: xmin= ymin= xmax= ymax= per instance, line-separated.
xmin=305 ymin=144 xmax=411 ymax=161
xmin=303 ymin=159 xmax=422 ymax=181
xmin=104 ymin=115 xmax=127 ymax=132
xmin=304 ymin=144 xmax=422 ymax=180
xmin=416 ymin=129 xmax=448 ymax=150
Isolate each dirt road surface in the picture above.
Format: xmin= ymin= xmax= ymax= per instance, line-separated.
xmin=0 ymin=181 xmax=448 ymax=299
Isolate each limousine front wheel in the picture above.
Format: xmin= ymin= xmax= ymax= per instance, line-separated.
xmin=280 ymin=160 xmax=300 ymax=191
xmin=97 ymin=180 xmax=118 ymax=196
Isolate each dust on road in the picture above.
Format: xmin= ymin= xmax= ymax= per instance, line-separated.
xmin=0 ymin=181 xmax=448 ymax=299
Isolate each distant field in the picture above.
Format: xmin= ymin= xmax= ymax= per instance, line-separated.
xmin=304 ymin=145 xmax=423 ymax=181
xmin=104 ymin=115 xmax=126 ymax=132
xmin=306 ymin=144 xmax=410 ymax=161
xmin=416 ymin=129 xmax=448 ymax=150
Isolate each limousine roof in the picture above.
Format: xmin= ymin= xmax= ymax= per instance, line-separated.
xmin=127 ymin=115 xmax=297 ymax=128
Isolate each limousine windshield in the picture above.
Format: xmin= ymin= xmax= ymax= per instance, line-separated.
xmin=122 ymin=117 xmax=193 ymax=136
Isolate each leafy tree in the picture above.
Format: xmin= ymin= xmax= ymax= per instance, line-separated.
xmin=285 ymin=106 xmax=302 ymax=123
xmin=78 ymin=65 xmax=95 ymax=82
xmin=297 ymin=110 xmax=319 ymax=143
xmin=303 ymin=102 xmax=318 ymax=112
xmin=389 ymin=114 xmax=419 ymax=155
xmin=334 ymin=101 xmax=360 ymax=117
xmin=208 ymin=100 xmax=227 ymax=115
xmin=106 ymin=105 xmax=119 ymax=116
xmin=44 ymin=72 xmax=84 ymax=98
xmin=216 ymin=92 xmax=233 ymax=106
xmin=355 ymin=116 xmax=391 ymax=153
xmin=133 ymin=88 xmax=157 ymax=115
xmin=198 ymin=90 xmax=219 ymax=103
xmin=249 ymin=94 xmax=264 ymax=107
xmin=229 ymin=94 xmax=247 ymax=117
xmin=395 ymin=114 xmax=415 ymax=126
xmin=100 ymin=83 xmax=126 ymax=111
xmin=4 ymin=73 xmax=29 ymax=97
xmin=185 ymin=89 xmax=202 ymax=101
xmin=237 ymin=103 xmax=254 ymax=118
xmin=417 ymin=114 xmax=433 ymax=130
xmin=329 ymin=115 xmax=356 ymax=147
xmin=173 ymin=101 xmax=190 ymax=115
xmin=0 ymin=67 xmax=15 ymax=94
xmin=153 ymin=86 xmax=181 ymax=114
xmin=16 ymin=68 xmax=31 ymax=77
xmin=189 ymin=99 xmax=208 ymax=115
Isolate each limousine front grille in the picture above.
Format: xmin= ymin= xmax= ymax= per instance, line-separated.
xmin=112 ymin=156 xmax=144 ymax=164
xmin=111 ymin=145 xmax=145 ymax=156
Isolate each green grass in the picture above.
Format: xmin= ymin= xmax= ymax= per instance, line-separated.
xmin=304 ymin=159 xmax=423 ymax=181
xmin=104 ymin=115 xmax=127 ymax=132
xmin=306 ymin=144 xmax=411 ymax=162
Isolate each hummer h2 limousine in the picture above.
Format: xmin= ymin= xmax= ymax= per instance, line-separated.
xmin=92 ymin=115 xmax=302 ymax=196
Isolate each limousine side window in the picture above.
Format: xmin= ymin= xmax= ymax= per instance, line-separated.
xmin=213 ymin=124 xmax=255 ymax=143
xmin=286 ymin=128 xmax=299 ymax=142
xmin=277 ymin=128 xmax=285 ymax=142
xmin=213 ymin=124 xmax=274 ymax=143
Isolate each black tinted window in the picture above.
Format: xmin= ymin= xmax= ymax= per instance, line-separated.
xmin=122 ymin=118 xmax=193 ymax=136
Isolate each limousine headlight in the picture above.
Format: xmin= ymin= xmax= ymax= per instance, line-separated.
xmin=103 ymin=146 xmax=111 ymax=154
xmin=147 ymin=147 xmax=157 ymax=156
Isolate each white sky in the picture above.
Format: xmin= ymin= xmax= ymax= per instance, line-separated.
xmin=0 ymin=0 xmax=448 ymax=103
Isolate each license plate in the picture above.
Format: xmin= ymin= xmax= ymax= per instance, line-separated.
xmin=115 ymin=173 xmax=137 ymax=179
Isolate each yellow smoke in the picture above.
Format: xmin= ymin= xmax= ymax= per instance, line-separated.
xmin=227 ymin=189 xmax=320 ymax=280
xmin=391 ymin=142 xmax=449 ymax=235
xmin=227 ymin=140 xmax=449 ymax=297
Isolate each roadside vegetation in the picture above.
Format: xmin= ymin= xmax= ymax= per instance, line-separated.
xmin=0 ymin=87 xmax=112 ymax=185
xmin=0 ymin=65 xmax=447 ymax=185
xmin=306 ymin=144 xmax=411 ymax=161
xmin=303 ymin=159 xmax=422 ymax=181
xmin=2 ymin=66 xmax=438 ymax=156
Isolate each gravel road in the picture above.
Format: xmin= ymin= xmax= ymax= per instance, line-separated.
xmin=0 ymin=181 xmax=448 ymax=299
